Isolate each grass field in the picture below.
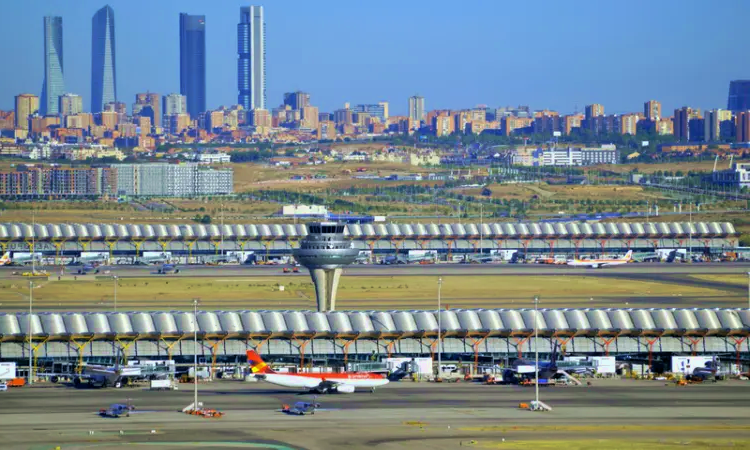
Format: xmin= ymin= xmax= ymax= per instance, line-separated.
xmin=0 ymin=273 xmax=741 ymax=312
xmin=458 ymin=183 xmax=665 ymax=202
xmin=474 ymin=439 xmax=750 ymax=449
xmin=592 ymin=159 xmax=750 ymax=174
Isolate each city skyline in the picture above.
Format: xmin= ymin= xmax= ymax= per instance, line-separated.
xmin=41 ymin=15 xmax=64 ymax=116
xmin=1 ymin=1 xmax=749 ymax=115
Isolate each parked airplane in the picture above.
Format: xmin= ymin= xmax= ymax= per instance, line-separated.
xmin=506 ymin=342 xmax=561 ymax=381
xmin=136 ymin=253 xmax=171 ymax=265
xmin=689 ymin=358 xmax=722 ymax=381
xmin=77 ymin=254 xmax=109 ymax=266
xmin=76 ymin=264 xmax=102 ymax=275
xmin=248 ymin=350 xmax=389 ymax=393
xmin=2 ymin=252 xmax=42 ymax=266
xmin=566 ymin=250 xmax=633 ymax=269
xmin=43 ymin=353 xmax=143 ymax=388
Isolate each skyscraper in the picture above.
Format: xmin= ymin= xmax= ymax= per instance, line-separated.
xmin=133 ymin=92 xmax=161 ymax=128
xmin=644 ymin=100 xmax=661 ymax=121
xmin=15 ymin=94 xmax=39 ymax=130
xmin=283 ymin=91 xmax=309 ymax=110
xmin=180 ymin=13 xmax=206 ymax=118
xmin=409 ymin=96 xmax=425 ymax=123
xmin=238 ymin=6 xmax=265 ymax=110
xmin=163 ymin=93 xmax=187 ymax=115
xmin=41 ymin=16 xmax=65 ymax=116
xmin=727 ymin=80 xmax=750 ymax=113
xmin=91 ymin=5 xmax=117 ymax=114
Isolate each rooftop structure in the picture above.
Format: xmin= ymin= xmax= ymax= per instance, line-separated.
xmin=293 ymin=222 xmax=359 ymax=312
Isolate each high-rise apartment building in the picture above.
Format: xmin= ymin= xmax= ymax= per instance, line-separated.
xmin=378 ymin=101 xmax=389 ymax=121
xmin=91 ymin=5 xmax=117 ymax=114
xmin=163 ymin=93 xmax=187 ymax=116
xmin=283 ymin=91 xmax=309 ymax=110
xmin=250 ymin=109 xmax=271 ymax=128
xmin=180 ymin=13 xmax=206 ymax=118
xmin=238 ymin=6 xmax=265 ymax=110
xmin=42 ymin=16 xmax=65 ymax=116
xmin=408 ymin=96 xmax=425 ymax=123
xmin=133 ymin=92 xmax=161 ymax=128
xmin=735 ymin=111 xmax=750 ymax=143
xmin=15 ymin=94 xmax=39 ymax=130
xmin=673 ymin=107 xmax=693 ymax=141
xmin=300 ymin=106 xmax=319 ymax=129
xmin=112 ymin=163 xmax=232 ymax=196
xmin=728 ymin=80 xmax=750 ymax=113
xmin=59 ymin=93 xmax=83 ymax=117
xmin=644 ymin=100 xmax=661 ymax=121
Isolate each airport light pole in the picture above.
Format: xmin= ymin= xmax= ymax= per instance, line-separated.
xmin=113 ymin=276 xmax=118 ymax=312
xmin=193 ymin=298 xmax=199 ymax=411
xmin=534 ymin=295 xmax=539 ymax=406
xmin=747 ymin=272 xmax=750 ymax=309
xmin=28 ymin=281 xmax=33 ymax=385
xmin=437 ymin=277 xmax=443 ymax=377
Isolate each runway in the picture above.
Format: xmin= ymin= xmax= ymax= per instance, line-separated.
xmin=1 ymin=380 xmax=749 ymax=449
xmin=2 ymin=262 xmax=749 ymax=279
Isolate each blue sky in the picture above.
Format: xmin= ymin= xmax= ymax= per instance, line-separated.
xmin=1 ymin=0 xmax=748 ymax=116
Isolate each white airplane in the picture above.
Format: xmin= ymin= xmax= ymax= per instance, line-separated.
xmin=566 ymin=250 xmax=633 ymax=269
xmin=248 ymin=351 xmax=389 ymax=394
xmin=2 ymin=252 xmax=42 ymax=266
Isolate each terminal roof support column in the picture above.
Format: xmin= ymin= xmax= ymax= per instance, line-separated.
xmin=184 ymin=238 xmax=198 ymax=263
xmin=642 ymin=333 xmax=663 ymax=375
xmin=105 ymin=237 xmax=118 ymax=261
xmin=546 ymin=238 xmax=557 ymax=257
xmin=366 ymin=240 xmax=377 ymax=262
xmin=248 ymin=335 xmax=273 ymax=355
xmin=51 ymin=238 xmax=66 ymax=265
xmin=130 ymin=238 xmax=144 ymax=258
xmin=262 ymin=240 xmax=272 ymax=261
xmin=391 ymin=237 xmax=405 ymax=255
xmin=205 ymin=336 xmax=229 ymax=377
xmin=115 ymin=336 xmax=141 ymax=364
xmin=210 ymin=238 xmax=221 ymax=255
xmin=336 ymin=335 xmax=360 ymax=365
xmin=24 ymin=238 xmax=36 ymax=253
xmin=291 ymin=336 xmax=310 ymax=370
xmin=466 ymin=333 xmax=490 ymax=374
xmin=572 ymin=239 xmax=582 ymax=258
xmin=0 ymin=239 xmax=8 ymax=256
xmin=383 ymin=336 xmax=404 ymax=358
xmin=157 ymin=237 xmax=172 ymax=253
xmin=444 ymin=239 xmax=455 ymax=260
xmin=70 ymin=337 xmax=95 ymax=373
xmin=510 ymin=333 xmax=533 ymax=358
xmin=28 ymin=336 xmax=49 ymax=381
xmin=730 ymin=336 xmax=748 ymax=375
xmin=683 ymin=334 xmax=706 ymax=356
xmin=160 ymin=335 xmax=187 ymax=361
xmin=622 ymin=238 xmax=633 ymax=250
xmin=416 ymin=239 xmax=428 ymax=250
xmin=597 ymin=331 xmax=621 ymax=356
xmin=598 ymin=239 xmax=608 ymax=254
xmin=553 ymin=333 xmax=575 ymax=356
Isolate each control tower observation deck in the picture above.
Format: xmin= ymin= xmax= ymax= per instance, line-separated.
xmin=292 ymin=222 xmax=359 ymax=312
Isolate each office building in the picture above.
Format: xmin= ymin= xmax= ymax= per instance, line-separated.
xmin=644 ymin=100 xmax=661 ymax=121
xmin=300 ymin=106 xmax=319 ymax=129
xmin=42 ymin=16 xmax=65 ymax=116
xmin=727 ymin=80 xmax=750 ymax=113
xmin=163 ymin=93 xmax=187 ymax=116
xmin=250 ymin=109 xmax=271 ymax=128
xmin=133 ymin=92 xmax=161 ymax=128
xmin=238 ymin=6 xmax=265 ymax=110
xmin=59 ymin=93 xmax=83 ymax=117
xmin=112 ymin=163 xmax=233 ymax=196
xmin=409 ymin=96 xmax=425 ymax=123
xmin=704 ymin=109 xmax=721 ymax=142
xmin=351 ymin=104 xmax=386 ymax=123
xmin=180 ymin=13 xmax=206 ymax=118
xmin=91 ymin=5 xmax=117 ymax=114
xmin=15 ymin=94 xmax=39 ymax=130
xmin=283 ymin=91 xmax=309 ymax=110
xmin=713 ymin=162 xmax=750 ymax=189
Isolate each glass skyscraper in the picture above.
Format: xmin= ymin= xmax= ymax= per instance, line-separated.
xmin=41 ymin=16 xmax=65 ymax=116
xmin=237 ymin=6 xmax=265 ymax=111
xmin=727 ymin=80 xmax=750 ymax=113
xmin=91 ymin=5 xmax=117 ymax=114
xmin=180 ymin=13 xmax=206 ymax=118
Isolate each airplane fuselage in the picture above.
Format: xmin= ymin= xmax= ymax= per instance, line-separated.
xmin=261 ymin=373 xmax=389 ymax=391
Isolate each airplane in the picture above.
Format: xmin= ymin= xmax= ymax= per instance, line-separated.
xmin=42 ymin=352 xmax=143 ymax=389
xmin=566 ymin=250 xmax=633 ymax=269
xmin=505 ymin=342 xmax=561 ymax=382
xmin=248 ymin=350 xmax=389 ymax=394
xmin=76 ymin=264 xmax=102 ymax=275
xmin=77 ymin=254 xmax=109 ymax=266
xmin=136 ymin=253 xmax=171 ymax=265
xmin=157 ymin=264 xmax=180 ymax=274
xmin=2 ymin=252 xmax=43 ymax=266
xmin=689 ymin=358 xmax=722 ymax=382
xmin=99 ymin=402 xmax=135 ymax=418
xmin=280 ymin=400 xmax=322 ymax=415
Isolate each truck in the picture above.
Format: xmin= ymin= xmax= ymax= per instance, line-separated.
xmin=149 ymin=379 xmax=175 ymax=390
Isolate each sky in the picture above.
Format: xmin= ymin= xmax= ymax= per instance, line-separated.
xmin=1 ymin=0 xmax=749 ymax=116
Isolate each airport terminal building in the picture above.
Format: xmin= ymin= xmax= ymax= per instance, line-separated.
xmin=0 ymin=308 xmax=749 ymax=372
xmin=0 ymin=221 xmax=739 ymax=263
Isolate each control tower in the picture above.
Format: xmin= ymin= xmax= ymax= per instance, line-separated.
xmin=293 ymin=222 xmax=359 ymax=312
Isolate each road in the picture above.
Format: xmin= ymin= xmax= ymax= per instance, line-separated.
xmin=0 ymin=379 xmax=748 ymax=449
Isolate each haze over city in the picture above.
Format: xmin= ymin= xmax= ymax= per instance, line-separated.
xmin=1 ymin=0 xmax=749 ymax=114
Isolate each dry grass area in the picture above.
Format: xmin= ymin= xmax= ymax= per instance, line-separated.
xmin=593 ymin=159 xmax=749 ymax=174
xmin=474 ymin=439 xmax=750 ymax=450
xmin=0 ymin=273 xmax=738 ymax=312
xmin=458 ymin=183 xmax=661 ymax=202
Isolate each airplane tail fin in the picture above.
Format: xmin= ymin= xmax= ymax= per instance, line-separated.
xmin=247 ymin=350 xmax=274 ymax=374
xmin=624 ymin=250 xmax=633 ymax=260
xmin=0 ymin=252 xmax=9 ymax=264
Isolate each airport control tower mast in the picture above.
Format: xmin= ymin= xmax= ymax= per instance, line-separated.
xmin=293 ymin=222 xmax=359 ymax=312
